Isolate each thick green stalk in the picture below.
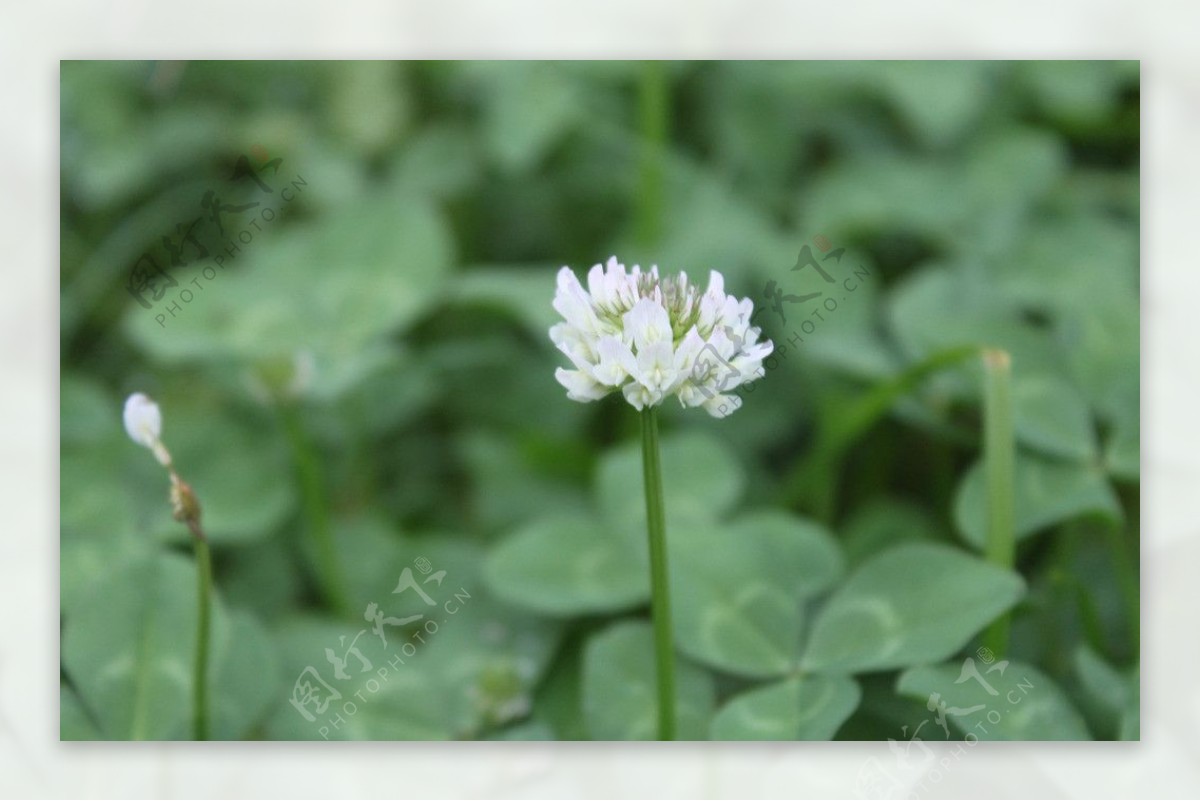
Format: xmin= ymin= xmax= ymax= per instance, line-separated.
xmin=981 ymin=348 xmax=1015 ymax=657
xmin=193 ymin=536 xmax=212 ymax=740
xmin=281 ymin=403 xmax=351 ymax=617
xmin=640 ymin=407 xmax=676 ymax=740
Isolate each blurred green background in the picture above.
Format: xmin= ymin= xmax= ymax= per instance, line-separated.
xmin=60 ymin=60 xmax=1139 ymax=741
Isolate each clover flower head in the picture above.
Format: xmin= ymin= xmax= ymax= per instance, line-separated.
xmin=123 ymin=392 xmax=171 ymax=466
xmin=550 ymin=256 xmax=773 ymax=417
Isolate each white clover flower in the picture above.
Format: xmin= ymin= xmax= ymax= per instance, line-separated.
xmin=550 ymin=256 xmax=773 ymax=418
xmin=123 ymin=392 xmax=171 ymax=466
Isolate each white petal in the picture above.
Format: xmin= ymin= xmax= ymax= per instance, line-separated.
xmin=593 ymin=336 xmax=637 ymax=386
xmin=706 ymin=326 xmax=737 ymax=360
xmin=634 ymin=340 xmax=677 ymax=392
xmin=555 ymin=368 xmax=609 ymax=402
xmin=675 ymin=377 xmax=710 ymax=408
xmin=550 ymin=323 xmax=599 ymax=371
xmin=552 ymin=267 xmax=599 ymax=332
xmin=671 ymin=327 xmax=706 ymax=374
xmin=587 ymin=263 xmax=608 ymax=306
xmin=623 ymin=297 xmax=672 ymax=350
xmin=736 ymin=340 xmax=774 ymax=366
xmin=622 ymin=381 xmax=660 ymax=410
xmin=698 ymin=273 xmax=728 ymax=333
xmin=604 ymin=257 xmax=633 ymax=308
xmin=702 ymin=393 xmax=743 ymax=418
xmin=705 ymin=270 xmax=725 ymax=297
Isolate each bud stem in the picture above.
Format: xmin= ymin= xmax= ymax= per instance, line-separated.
xmin=193 ymin=535 xmax=212 ymax=740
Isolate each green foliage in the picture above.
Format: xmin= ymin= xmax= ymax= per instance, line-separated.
xmin=60 ymin=60 xmax=1138 ymax=740
xmin=61 ymin=551 xmax=280 ymax=740
xmin=710 ymin=675 xmax=860 ymax=740
xmin=954 ymin=452 xmax=1121 ymax=548
xmin=802 ymin=543 xmax=1025 ymax=674
xmin=897 ymin=659 xmax=1091 ymax=740
xmin=669 ymin=512 xmax=842 ymax=678
xmin=582 ymin=621 xmax=715 ymax=740
xmin=485 ymin=514 xmax=649 ymax=616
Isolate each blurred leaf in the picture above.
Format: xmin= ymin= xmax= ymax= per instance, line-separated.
xmin=123 ymin=190 xmax=453 ymax=371
xmin=962 ymin=128 xmax=1067 ymax=218
xmin=802 ymin=155 xmax=962 ymax=245
xmin=1062 ymin=294 xmax=1139 ymax=433
xmin=878 ymin=61 xmax=995 ymax=148
xmin=897 ymin=659 xmax=1091 ymax=740
xmin=323 ymin=513 xmax=410 ymax=616
xmin=582 ymin=621 xmax=715 ymax=740
xmin=220 ymin=531 xmax=305 ymax=621
xmin=210 ymin=610 xmax=282 ymax=740
xmin=1105 ymin=411 xmax=1139 ymax=481
xmin=60 ymin=684 xmax=103 ymax=741
xmin=392 ymin=124 xmax=482 ymax=201
xmin=458 ymin=430 xmax=589 ymax=532
xmin=653 ymin=154 xmax=793 ymax=291
xmin=324 ymin=62 xmax=410 ymax=156
xmin=61 ymin=376 xmax=119 ymax=446
xmin=954 ymin=451 xmax=1121 ymax=549
xmin=670 ymin=512 xmax=842 ymax=678
xmin=61 ymin=550 xmax=265 ymax=739
xmin=998 ymin=213 xmax=1139 ymax=430
xmin=710 ymin=675 xmax=860 ymax=740
xmin=887 ymin=267 xmax=1068 ymax=396
xmin=449 ymin=264 xmax=559 ymax=340
xmin=802 ymin=543 xmax=1024 ymax=674
xmin=1011 ymin=375 xmax=1098 ymax=462
xmin=472 ymin=62 xmax=584 ymax=173
xmin=1016 ymin=61 xmax=1135 ymax=126
xmin=530 ymin=640 xmax=587 ymax=740
xmin=484 ymin=515 xmax=647 ymax=617
xmin=1073 ymin=645 xmax=1138 ymax=740
xmin=313 ymin=346 xmax=437 ymax=430
xmin=60 ymin=450 xmax=162 ymax=618
xmin=488 ymin=720 xmax=557 ymax=740
xmin=841 ymin=498 xmax=941 ymax=568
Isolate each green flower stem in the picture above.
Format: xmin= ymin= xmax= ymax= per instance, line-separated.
xmin=281 ymin=403 xmax=351 ymax=617
xmin=981 ymin=348 xmax=1015 ymax=657
xmin=192 ymin=534 xmax=212 ymax=741
xmin=636 ymin=60 xmax=667 ymax=250
xmin=640 ymin=406 xmax=677 ymax=741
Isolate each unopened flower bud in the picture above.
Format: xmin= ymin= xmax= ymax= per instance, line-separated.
xmin=123 ymin=393 xmax=171 ymax=466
